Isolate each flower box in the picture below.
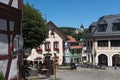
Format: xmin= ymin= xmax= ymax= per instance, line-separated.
xmin=51 ymin=32 xmax=54 ymax=35
xmin=54 ymin=48 xmax=59 ymax=51
xmin=45 ymin=48 xmax=51 ymax=51
xmin=36 ymin=48 xmax=42 ymax=52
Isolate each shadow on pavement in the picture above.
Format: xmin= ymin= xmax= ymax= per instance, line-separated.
xmin=28 ymin=67 xmax=53 ymax=80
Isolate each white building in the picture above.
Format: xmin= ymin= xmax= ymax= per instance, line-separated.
xmin=75 ymin=24 xmax=84 ymax=34
xmin=27 ymin=21 xmax=68 ymax=65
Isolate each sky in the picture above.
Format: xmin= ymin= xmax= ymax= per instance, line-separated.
xmin=23 ymin=0 xmax=120 ymax=28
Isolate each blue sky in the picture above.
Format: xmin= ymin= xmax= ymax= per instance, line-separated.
xmin=24 ymin=0 xmax=120 ymax=28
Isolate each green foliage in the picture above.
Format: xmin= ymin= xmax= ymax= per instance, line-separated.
xmin=22 ymin=3 xmax=47 ymax=48
xmin=0 ymin=71 xmax=5 ymax=80
xmin=59 ymin=27 xmax=76 ymax=35
xmin=59 ymin=27 xmax=89 ymax=42
xmin=21 ymin=60 xmax=31 ymax=80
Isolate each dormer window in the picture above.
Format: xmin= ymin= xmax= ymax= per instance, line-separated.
xmin=97 ymin=20 xmax=107 ymax=32
xmin=98 ymin=24 xmax=107 ymax=32
xmin=112 ymin=23 xmax=120 ymax=31
xmin=112 ymin=18 xmax=120 ymax=31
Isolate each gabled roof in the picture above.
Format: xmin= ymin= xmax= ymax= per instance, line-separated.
xmin=67 ymin=35 xmax=77 ymax=42
xmin=98 ymin=20 xmax=107 ymax=24
xmin=46 ymin=21 xmax=68 ymax=40
xmin=70 ymin=46 xmax=82 ymax=49
xmin=67 ymin=35 xmax=82 ymax=49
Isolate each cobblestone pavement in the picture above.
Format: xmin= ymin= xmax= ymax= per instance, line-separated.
xmin=56 ymin=67 xmax=120 ymax=80
xmin=28 ymin=67 xmax=120 ymax=80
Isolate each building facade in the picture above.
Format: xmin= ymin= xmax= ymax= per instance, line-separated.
xmin=0 ymin=0 xmax=23 ymax=80
xmin=81 ymin=43 xmax=88 ymax=63
xmin=86 ymin=14 xmax=120 ymax=66
xmin=67 ymin=36 xmax=82 ymax=64
xmin=75 ymin=24 xmax=84 ymax=34
xmin=27 ymin=21 xmax=68 ymax=65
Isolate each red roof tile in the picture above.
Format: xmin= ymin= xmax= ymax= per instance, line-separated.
xmin=67 ymin=36 xmax=77 ymax=42
xmin=70 ymin=46 xmax=82 ymax=49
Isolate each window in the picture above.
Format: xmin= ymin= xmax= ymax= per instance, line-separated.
xmin=70 ymin=42 xmax=79 ymax=46
xmin=54 ymin=42 xmax=59 ymax=50
xmin=97 ymin=40 xmax=108 ymax=47
xmin=98 ymin=24 xmax=107 ymax=32
xmin=45 ymin=42 xmax=51 ymax=51
xmin=87 ymin=41 xmax=89 ymax=47
xmin=112 ymin=23 xmax=120 ymax=31
xmin=110 ymin=40 xmax=120 ymax=47
xmin=90 ymin=41 xmax=93 ymax=47
xmin=83 ymin=57 xmax=86 ymax=60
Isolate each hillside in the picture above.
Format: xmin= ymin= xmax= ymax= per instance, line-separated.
xmin=59 ymin=27 xmax=89 ymax=42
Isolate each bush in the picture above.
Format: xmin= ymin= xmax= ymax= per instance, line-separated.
xmin=0 ymin=71 xmax=5 ymax=80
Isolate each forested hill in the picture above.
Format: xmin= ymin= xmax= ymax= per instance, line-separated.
xmin=59 ymin=27 xmax=76 ymax=35
xmin=59 ymin=27 xmax=89 ymax=42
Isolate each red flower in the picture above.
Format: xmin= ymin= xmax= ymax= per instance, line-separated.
xmin=36 ymin=48 xmax=42 ymax=52
xmin=51 ymin=32 xmax=54 ymax=35
xmin=54 ymin=48 xmax=59 ymax=51
xmin=45 ymin=48 xmax=51 ymax=51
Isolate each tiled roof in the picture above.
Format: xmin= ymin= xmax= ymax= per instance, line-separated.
xmin=87 ymin=14 xmax=120 ymax=37
xmin=46 ymin=21 xmax=68 ymax=40
xmin=67 ymin=36 xmax=77 ymax=42
xmin=67 ymin=35 xmax=82 ymax=49
xmin=70 ymin=46 xmax=82 ymax=49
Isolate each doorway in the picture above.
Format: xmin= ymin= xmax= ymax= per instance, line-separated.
xmin=112 ymin=54 xmax=120 ymax=66
xmin=98 ymin=54 xmax=108 ymax=66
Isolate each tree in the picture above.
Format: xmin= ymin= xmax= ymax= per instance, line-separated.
xmin=22 ymin=3 xmax=48 ymax=48
xmin=22 ymin=3 xmax=48 ymax=80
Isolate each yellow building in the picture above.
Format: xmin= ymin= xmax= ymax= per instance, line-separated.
xmin=86 ymin=14 xmax=120 ymax=66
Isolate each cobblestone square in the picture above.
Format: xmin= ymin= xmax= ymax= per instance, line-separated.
xmin=28 ymin=67 xmax=120 ymax=80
